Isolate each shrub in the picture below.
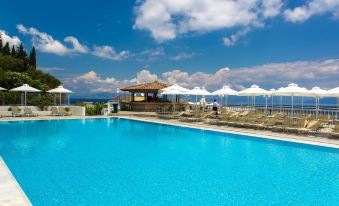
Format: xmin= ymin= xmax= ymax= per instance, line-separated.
xmin=27 ymin=94 xmax=55 ymax=110
xmin=86 ymin=103 xmax=106 ymax=116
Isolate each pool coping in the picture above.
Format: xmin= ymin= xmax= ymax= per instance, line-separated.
xmin=0 ymin=157 xmax=32 ymax=206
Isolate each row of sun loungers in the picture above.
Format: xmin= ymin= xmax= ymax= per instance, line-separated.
xmin=156 ymin=109 xmax=339 ymax=137
xmin=0 ymin=106 xmax=72 ymax=117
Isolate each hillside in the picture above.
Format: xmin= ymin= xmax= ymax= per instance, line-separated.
xmin=0 ymin=33 xmax=61 ymax=106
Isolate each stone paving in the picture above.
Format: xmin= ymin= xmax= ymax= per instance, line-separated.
xmin=0 ymin=158 xmax=31 ymax=206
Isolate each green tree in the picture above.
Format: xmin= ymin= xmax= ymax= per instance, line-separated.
xmin=3 ymin=42 xmax=11 ymax=55
xmin=16 ymin=43 xmax=27 ymax=60
xmin=11 ymin=45 xmax=16 ymax=57
xmin=16 ymin=43 xmax=28 ymax=70
xmin=29 ymin=46 xmax=36 ymax=69
xmin=0 ymin=55 xmax=25 ymax=72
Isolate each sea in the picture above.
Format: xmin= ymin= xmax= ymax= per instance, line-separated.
xmin=71 ymin=94 xmax=339 ymax=110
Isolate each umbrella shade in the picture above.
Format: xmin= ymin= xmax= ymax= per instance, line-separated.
xmin=0 ymin=86 xmax=6 ymax=91
xmin=328 ymin=87 xmax=339 ymax=97
xmin=274 ymin=83 xmax=310 ymax=116
xmin=187 ymin=87 xmax=211 ymax=96
xmin=159 ymin=84 xmax=190 ymax=95
xmin=48 ymin=86 xmax=72 ymax=105
xmin=302 ymin=86 xmax=330 ymax=116
xmin=47 ymin=86 xmax=72 ymax=93
xmin=238 ymin=85 xmax=269 ymax=108
xmin=303 ymin=86 xmax=329 ymax=97
xmin=274 ymin=83 xmax=309 ymax=96
xmin=10 ymin=84 xmax=41 ymax=92
xmin=212 ymin=86 xmax=238 ymax=96
xmin=238 ymin=85 xmax=269 ymax=96
xmin=10 ymin=84 xmax=41 ymax=106
xmin=212 ymin=86 xmax=238 ymax=107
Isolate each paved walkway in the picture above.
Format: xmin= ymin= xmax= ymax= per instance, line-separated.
xmin=0 ymin=158 xmax=31 ymax=206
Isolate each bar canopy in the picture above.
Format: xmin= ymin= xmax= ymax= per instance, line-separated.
xmin=120 ymin=81 xmax=169 ymax=93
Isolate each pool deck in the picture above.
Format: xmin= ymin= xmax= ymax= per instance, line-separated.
xmin=0 ymin=112 xmax=338 ymax=205
xmin=0 ymin=158 xmax=31 ymax=206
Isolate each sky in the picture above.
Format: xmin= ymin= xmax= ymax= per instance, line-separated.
xmin=1 ymin=0 xmax=339 ymax=97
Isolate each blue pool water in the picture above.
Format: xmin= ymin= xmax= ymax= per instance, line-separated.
xmin=0 ymin=118 xmax=338 ymax=205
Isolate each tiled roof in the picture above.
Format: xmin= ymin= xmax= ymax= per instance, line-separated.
xmin=120 ymin=81 xmax=169 ymax=93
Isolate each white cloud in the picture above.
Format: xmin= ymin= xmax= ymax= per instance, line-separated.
xmin=223 ymin=27 xmax=250 ymax=47
xmin=284 ymin=0 xmax=339 ymax=23
xmin=69 ymin=69 xmax=157 ymax=93
xmin=17 ymin=24 xmax=70 ymax=55
xmin=67 ymin=59 xmax=339 ymax=95
xmin=73 ymin=71 xmax=99 ymax=83
xmin=134 ymin=0 xmax=284 ymax=42
xmin=136 ymin=47 xmax=165 ymax=61
xmin=162 ymin=59 xmax=339 ymax=90
xmin=64 ymin=36 xmax=89 ymax=53
xmin=17 ymin=24 xmax=127 ymax=61
xmin=39 ymin=67 xmax=65 ymax=72
xmin=170 ymin=52 xmax=195 ymax=61
xmin=92 ymin=45 xmax=129 ymax=61
xmin=135 ymin=69 xmax=158 ymax=83
xmin=262 ymin=0 xmax=283 ymax=18
xmin=17 ymin=24 xmax=89 ymax=55
xmin=0 ymin=30 xmax=21 ymax=47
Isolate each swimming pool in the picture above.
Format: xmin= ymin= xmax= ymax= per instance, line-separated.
xmin=0 ymin=118 xmax=338 ymax=205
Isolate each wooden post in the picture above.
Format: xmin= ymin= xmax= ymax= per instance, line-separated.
xmin=131 ymin=92 xmax=135 ymax=102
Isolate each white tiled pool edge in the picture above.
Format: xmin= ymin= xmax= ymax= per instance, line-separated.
xmin=0 ymin=157 xmax=31 ymax=206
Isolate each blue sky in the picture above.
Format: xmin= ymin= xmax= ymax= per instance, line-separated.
xmin=1 ymin=0 xmax=339 ymax=97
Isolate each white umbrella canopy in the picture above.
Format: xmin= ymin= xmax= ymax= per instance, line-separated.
xmin=10 ymin=84 xmax=41 ymax=92
xmin=10 ymin=84 xmax=41 ymax=106
xmin=238 ymin=85 xmax=269 ymax=108
xmin=238 ymin=85 xmax=269 ymax=96
xmin=212 ymin=86 xmax=238 ymax=106
xmin=48 ymin=86 xmax=73 ymax=105
xmin=47 ymin=86 xmax=72 ymax=94
xmin=187 ymin=87 xmax=211 ymax=116
xmin=159 ymin=84 xmax=190 ymax=95
xmin=274 ymin=83 xmax=309 ymax=96
xmin=304 ymin=86 xmax=329 ymax=115
xmin=328 ymin=87 xmax=339 ymax=114
xmin=187 ymin=86 xmax=211 ymax=96
xmin=274 ymin=83 xmax=310 ymax=115
xmin=328 ymin=87 xmax=339 ymax=97
xmin=212 ymin=86 xmax=238 ymax=96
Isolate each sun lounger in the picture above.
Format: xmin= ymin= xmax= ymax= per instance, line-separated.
xmin=263 ymin=114 xmax=283 ymax=130
xmin=297 ymin=120 xmax=322 ymax=135
xmin=330 ymin=123 xmax=339 ymax=138
xmin=59 ymin=107 xmax=72 ymax=116
xmin=157 ymin=111 xmax=185 ymax=119
xmin=180 ymin=111 xmax=213 ymax=122
xmin=10 ymin=106 xmax=24 ymax=117
xmin=51 ymin=107 xmax=62 ymax=116
xmin=23 ymin=107 xmax=38 ymax=117
xmin=280 ymin=117 xmax=294 ymax=132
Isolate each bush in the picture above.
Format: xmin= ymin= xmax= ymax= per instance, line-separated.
xmin=27 ymin=94 xmax=55 ymax=110
xmin=0 ymin=56 xmax=25 ymax=72
xmin=0 ymin=70 xmax=48 ymax=91
xmin=86 ymin=103 xmax=106 ymax=116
